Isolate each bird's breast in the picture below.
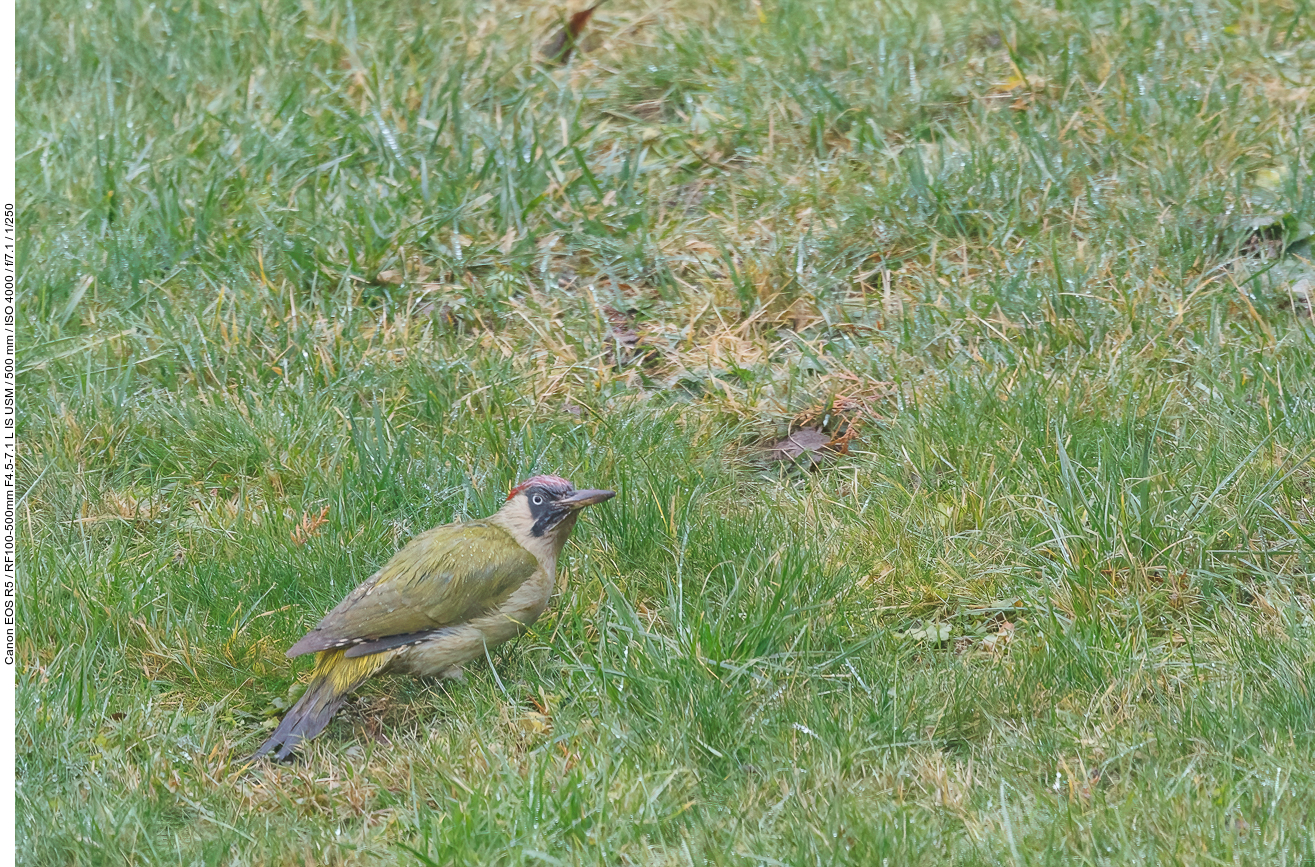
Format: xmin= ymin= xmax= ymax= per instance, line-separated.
xmin=386 ymin=564 xmax=556 ymax=679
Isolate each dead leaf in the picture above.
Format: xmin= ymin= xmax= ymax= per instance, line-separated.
xmin=519 ymin=711 xmax=552 ymax=735
xmin=602 ymin=305 xmax=648 ymax=367
xmin=541 ymin=2 xmax=607 ymax=66
xmin=765 ymin=428 xmax=832 ymax=464
xmin=980 ymin=621 xmax=1015 ymax=653
xmin=1274 ymin=265 xmax=1314 ymax=317
xmin=603 ymin=307 xmax=640 ymax=346
xmin=899 ymin=622 xmax=953 ymax=645
xmin=787 ymin=384 xmax=890 ymax=457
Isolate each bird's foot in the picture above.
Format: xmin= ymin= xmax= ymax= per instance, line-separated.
xmin=415 ymin=665 xmax=465 ymax=684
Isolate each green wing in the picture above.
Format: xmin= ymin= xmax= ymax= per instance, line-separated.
xmin=286 ymin=521 xmax=537 ymax=658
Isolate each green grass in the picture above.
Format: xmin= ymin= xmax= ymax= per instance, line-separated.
xmin=15 ymin=0 xmax=1315 ymax=863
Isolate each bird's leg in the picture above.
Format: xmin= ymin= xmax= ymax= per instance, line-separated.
xmin=417 ymin=664 xmax=464 ymax=684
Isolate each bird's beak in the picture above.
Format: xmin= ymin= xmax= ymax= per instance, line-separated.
xmin=560 ymin=488 xmax=615 ymax=509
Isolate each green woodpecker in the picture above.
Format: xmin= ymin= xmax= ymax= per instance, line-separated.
xmin=254 ymin=475 xmax=614 ymax=761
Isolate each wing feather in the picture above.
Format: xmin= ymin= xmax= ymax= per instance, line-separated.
xmin=285 ymin=522 xmax=536 ymax=658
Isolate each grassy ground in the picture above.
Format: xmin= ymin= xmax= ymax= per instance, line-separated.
xmin=15 ymin=0 xmax=1315 ymax=863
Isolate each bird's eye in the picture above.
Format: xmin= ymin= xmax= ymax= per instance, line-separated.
xmin=531 ymin=494 xmax=544 ymax=505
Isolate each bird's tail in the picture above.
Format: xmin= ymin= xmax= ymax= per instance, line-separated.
xmin=253 ymin=649 xmax=392 ymax=762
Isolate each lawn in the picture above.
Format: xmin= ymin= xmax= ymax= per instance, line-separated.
xmin=15 ymin=0 xmax=1315 ymax=863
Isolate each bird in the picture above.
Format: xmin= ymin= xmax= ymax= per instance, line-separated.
xmin=253 ymin=475 xmax=614 ymax=761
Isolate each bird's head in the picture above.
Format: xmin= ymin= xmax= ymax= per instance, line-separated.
xmin=493 ymin=474 xmax=615 ymax=555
